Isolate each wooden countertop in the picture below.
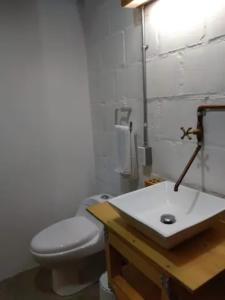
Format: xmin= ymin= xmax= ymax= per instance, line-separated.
xmin=88 ymin=202 xmax=225 ymax=293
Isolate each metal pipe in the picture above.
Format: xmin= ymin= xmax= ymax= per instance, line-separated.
xmin=174 ymin=145 xmax=202 ymax=192
xmin=141 ymin=5 xmax=148 ymax=147
xmin=198 ymin=104 xmax=225 ymax=112
xmin=196 ymin=105 xmax=225 ymax=144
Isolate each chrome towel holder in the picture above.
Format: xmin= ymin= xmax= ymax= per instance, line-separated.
xmin=114 ymin=107 xmax=132 ymax=125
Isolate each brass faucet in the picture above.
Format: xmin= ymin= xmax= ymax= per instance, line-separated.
xmin=174 ymin=105 xmax=225 ymax=192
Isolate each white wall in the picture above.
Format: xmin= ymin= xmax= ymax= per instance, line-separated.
xmin=81 ymin=0 xmax=225 ymax=197
xmin=0 ymin=0 xmax=95 ymax=281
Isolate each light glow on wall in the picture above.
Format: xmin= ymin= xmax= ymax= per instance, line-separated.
xmin=150 ymin=0 xmax=224 ymax=35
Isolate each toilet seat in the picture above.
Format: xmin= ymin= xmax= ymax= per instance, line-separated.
xmin=30 ymin=216 xmax=99 ymax=254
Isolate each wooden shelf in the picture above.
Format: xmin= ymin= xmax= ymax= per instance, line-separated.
xmin=121 ymin=264 xmax=161 ymax=299
xmin=113 ymin=275 xmax=145 ymax=300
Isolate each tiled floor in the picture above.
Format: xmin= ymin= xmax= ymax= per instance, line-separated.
xmin=0 ymin=268 xmax=99 ymax=300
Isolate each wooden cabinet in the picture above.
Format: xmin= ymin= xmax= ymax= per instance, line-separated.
xmin=89 ymin=202 xmax=225 ymax=300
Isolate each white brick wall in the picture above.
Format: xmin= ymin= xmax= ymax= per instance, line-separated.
xmin=102 ymin=31 xmax=126 ymax=69
xmin=147 ymin=54 xmax=182 ymax=98
xmin=182 ymin=42 xmax=225 ymax=94
xmin=81 ymin=0 xmax=225 ymax=196
xmin=206 ymin=1 xmax=225 ymax=41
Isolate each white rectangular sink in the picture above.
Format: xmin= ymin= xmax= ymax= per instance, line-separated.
xmin=108 ymin=181 xmax=225 ymax=249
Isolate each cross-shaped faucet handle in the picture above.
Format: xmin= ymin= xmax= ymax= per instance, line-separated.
xmin=180 ymin=127 xmax=194 ymax=140
xmin=180 ymin=127 xmax=202 ymax=140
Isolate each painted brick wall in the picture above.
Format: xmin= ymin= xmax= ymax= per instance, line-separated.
xmin=80 ymin=0 xmax=225 ymax=196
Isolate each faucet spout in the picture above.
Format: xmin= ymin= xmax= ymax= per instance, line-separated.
xmin=174 ymin=145 xmax=202 ymax=192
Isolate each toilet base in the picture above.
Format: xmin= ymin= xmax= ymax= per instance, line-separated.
xmin=52 ymin=268 xmax=95 ymax=296
xmin=51 ymin=252 xmax=105 ymax=296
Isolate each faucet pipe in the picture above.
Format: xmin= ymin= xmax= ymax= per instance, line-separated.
xmin=174 ymin=104 xmax=225 ymax=192
xmin=196 ymin=105 xmax=225 ymax=144
xmin=174 ymin=145 xmax=202 ymax=192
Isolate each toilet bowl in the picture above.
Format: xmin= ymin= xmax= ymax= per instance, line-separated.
xmin=30 ymin=194 xmax=112 ymax=296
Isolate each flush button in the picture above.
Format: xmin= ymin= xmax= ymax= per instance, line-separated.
xmin=101 ymin=194 xmax=110 ymax=199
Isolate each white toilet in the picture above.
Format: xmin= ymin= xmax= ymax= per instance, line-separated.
xmin=30 ymin=194 xmax=112 ymax=296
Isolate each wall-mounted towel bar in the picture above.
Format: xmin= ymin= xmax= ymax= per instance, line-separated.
xmin=114 ymin=107 xmax=132 ymax=125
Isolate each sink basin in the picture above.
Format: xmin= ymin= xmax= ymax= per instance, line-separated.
xmin=108 ymin=181 xmax=225 ymax=249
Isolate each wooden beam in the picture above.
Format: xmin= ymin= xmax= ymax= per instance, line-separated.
xmin=109 ymin=232 xmax=162 ymax=288
xmin=121 ymin=0 xmax=153 ymax=8
xmin=121 ymin=0 xmax=132 ymax=7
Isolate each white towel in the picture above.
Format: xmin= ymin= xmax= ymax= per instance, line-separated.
xmin=114 ymin=125 xmax=131 ymax=175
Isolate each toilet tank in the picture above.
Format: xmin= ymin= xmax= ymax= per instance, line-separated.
xmin=76 ymin=194 xmax=113 ymax=227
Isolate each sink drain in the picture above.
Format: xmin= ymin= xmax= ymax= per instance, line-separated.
xmin=160 ymin=214 xmax=176 ymax=225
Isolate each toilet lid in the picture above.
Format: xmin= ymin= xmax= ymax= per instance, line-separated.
xmin=31 ymin=216 xmax=99 ymax=254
